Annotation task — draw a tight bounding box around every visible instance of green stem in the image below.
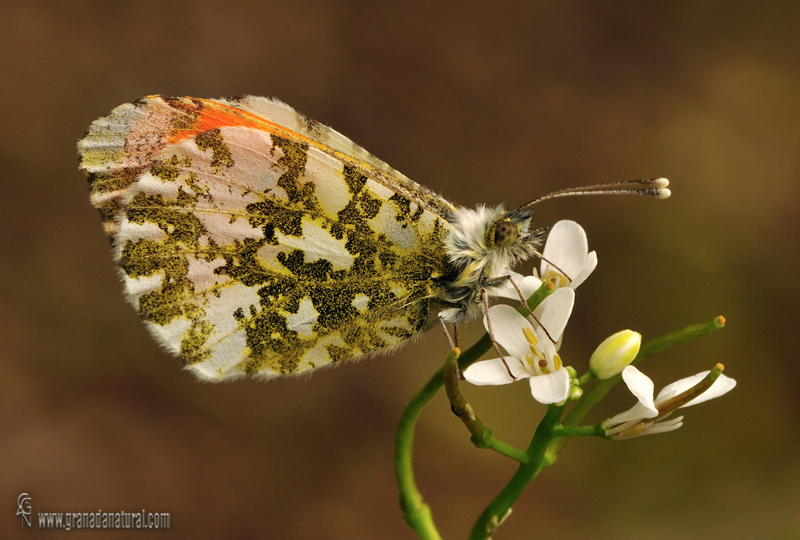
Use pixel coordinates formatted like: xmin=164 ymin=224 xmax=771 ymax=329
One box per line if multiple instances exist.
xmin=576 ymin=371 xmax=594 ymax=386
xmin=552 ymin=424 xmax=604 ymax=437
xmin=635 ymin=315 xmax=726 ymax=363
xmin=395 ymin=370 xmax=445 ymax=540
xmin=394 ymin=281 xmax=555 ymax=539
xmin=485 ymin=439 xmax=530 ymax=463
xmin=444 ymin=347 xmax=529 ymax=462
xmin=468 ymin=405 xmax=565 ymax=540
xmin=393 ymin=334 xmax=511 ymax=540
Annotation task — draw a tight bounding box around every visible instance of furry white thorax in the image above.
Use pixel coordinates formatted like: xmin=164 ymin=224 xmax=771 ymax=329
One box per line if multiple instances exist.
xmin=436 ymin=205 xmax=545 ymax=324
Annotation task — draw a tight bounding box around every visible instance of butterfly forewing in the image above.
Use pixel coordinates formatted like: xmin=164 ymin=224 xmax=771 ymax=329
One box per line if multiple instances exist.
xmin=79 ymin=96 xmax=452 ymax=380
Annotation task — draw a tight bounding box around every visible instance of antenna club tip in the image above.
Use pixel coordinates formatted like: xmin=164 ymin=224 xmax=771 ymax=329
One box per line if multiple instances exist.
xmin=657 ymin=188 xmax=671 ymax=199
xmin=653 ymin=178 xmax=670 ymax=188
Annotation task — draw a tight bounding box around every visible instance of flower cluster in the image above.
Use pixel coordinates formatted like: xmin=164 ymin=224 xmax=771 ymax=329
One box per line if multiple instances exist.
xmin=464 ymin=219 xmax=736 ymax=437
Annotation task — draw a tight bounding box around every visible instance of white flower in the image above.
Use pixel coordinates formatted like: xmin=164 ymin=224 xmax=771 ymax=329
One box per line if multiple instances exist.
xmin=497 ymin=220 xmax=596 ymax=300
xmin=541 ymin=220 xmax=597 ymax=289
xmin=463 ymin=288 xmax=575 ymax=404
xmin=603 ymin=365 xmax=737 ymax=439
xmin=589 ymin=330 xmax=642 ymax=380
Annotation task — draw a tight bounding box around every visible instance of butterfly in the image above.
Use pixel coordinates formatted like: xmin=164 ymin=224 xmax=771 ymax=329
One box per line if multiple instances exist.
xmin=78 ymin=95 xmax=669 ymax=381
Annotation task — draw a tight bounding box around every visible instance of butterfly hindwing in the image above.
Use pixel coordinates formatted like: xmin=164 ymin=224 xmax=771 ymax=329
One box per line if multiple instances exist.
xmin=79 ymin=96 xmax=452 ymax=380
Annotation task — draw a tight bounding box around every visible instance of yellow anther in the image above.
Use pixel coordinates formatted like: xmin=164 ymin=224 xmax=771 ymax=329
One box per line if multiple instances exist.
xmin=522 ymin=326 xmax=538 ymax=345
xmin=553 ymin=353 xmax=563 ymax=371
xmin=522 ymin=327 xmax=545 ymax=359
xmin=542 ymin=269 xmax=569 ymax=288
xmin=524 ymin=354 xmax=536 ymax=368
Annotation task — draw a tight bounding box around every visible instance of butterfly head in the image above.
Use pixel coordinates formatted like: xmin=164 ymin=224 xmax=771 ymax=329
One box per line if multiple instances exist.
xmin=438 ymin=206 xmax=547 ymax=323
xmin=487 ymin=208 xmax=546 ymax=256
xmin=445 ymin=206 xmax=545 ymax=268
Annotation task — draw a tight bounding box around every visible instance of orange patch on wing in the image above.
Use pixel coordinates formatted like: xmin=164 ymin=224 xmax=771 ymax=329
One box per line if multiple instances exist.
xmin=157 ymin=96 xmax=375 ymax=173
xmin=163 ymin=98 xmax=278 ymax=144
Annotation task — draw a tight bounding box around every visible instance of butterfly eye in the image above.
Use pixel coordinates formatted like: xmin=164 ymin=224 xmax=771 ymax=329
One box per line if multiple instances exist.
xmin=493 ymin=220 xmax=519 ymax=247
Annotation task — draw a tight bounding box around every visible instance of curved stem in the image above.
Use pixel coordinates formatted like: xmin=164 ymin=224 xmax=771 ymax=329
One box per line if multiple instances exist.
xmin=576 ymin=371 xmax=594 ymax=386
xmin=468 ymin=404 xmax=565 ymax=540
xmin=443 ymin=347 xmax=528 ymax=462
xmin=394 ymin=281 xmax=556 ymax=539
xmin=394 ymin=340 xmax=510 ymax=539
xmin=485 ymin=439 xmax=529 ymax=463
xmin=395 ymin=365 xmax=447 ymax=540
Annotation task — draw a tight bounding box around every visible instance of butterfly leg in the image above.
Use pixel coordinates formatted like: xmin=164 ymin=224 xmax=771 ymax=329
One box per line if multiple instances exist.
xmin=481 ymin=288 xmax=518 ymax=381
xmin=506 ymin=275 xmax=559 ymax=345
xmin=531 ymin=247 xmax=574 ymax=286
xmin=437 ymin=312 xmax=458 ymax=352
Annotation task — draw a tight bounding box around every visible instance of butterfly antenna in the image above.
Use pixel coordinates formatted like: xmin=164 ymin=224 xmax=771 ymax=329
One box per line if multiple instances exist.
xmin=514 ymin=178 xmax=670 ymax=213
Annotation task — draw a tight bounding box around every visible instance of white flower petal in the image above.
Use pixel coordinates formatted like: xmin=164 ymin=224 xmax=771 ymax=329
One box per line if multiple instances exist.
xmin=653 ymin=371 xmax=707 ymax=404
xmin=463 ymin=358 xmax=531 ymax=386
xmin=483 ymin=305 xmax=535 ymax=359
xmin=493 ymin=271 xmax=528 ymax=300
xmin=653 ymin=371 xmax=737 ymax=407
xmin=517 ymin=275 xmax=544 ymax=299
xmin=570 ymin=251 xmax=597 ymax=288
xmin=604 ymin=401 xmax=656 ymax=428
xmin=528 ymin=368 xmax=571 ymax=404
xmin=621 ymin=366 xmax=658 ymax=417
xmin=682 ymin=374 xmax=737 ymax=408
xmin=533 ymin=288 xmax=575 ymax=342
xmin=617 ymin=416 xmax=684 ymax=440
xmin=642 ymin=417 xmax=684 ymax=436
xmin=493 ymin=273 xmax=545 ymax=302
xmin=653 ymin=371 xmax=737 ymax=408
xmin=541 ymin=220 xmax=589 ymax=280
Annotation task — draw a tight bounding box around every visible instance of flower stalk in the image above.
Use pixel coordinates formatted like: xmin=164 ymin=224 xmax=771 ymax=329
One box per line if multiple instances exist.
xmin=394 ymin=281 xmax=555 ymax=538
xmin=468 ymin=404 xmax=565 ymax=540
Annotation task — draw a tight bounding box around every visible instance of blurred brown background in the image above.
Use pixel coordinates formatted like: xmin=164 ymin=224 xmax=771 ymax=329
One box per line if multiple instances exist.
xmin=2 ymin=1 xmax=799 ymax=538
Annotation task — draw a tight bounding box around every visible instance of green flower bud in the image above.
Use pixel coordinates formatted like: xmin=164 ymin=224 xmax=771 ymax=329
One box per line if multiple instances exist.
xmin=589 ymin=330 xmax=641 ymax=380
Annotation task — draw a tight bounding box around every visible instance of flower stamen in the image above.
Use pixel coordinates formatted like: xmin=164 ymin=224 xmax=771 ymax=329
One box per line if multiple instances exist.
xmin=542 ymin=269 xmax=571 ymax=289
xmin=522 ymin=327 xmax=538 ymax=346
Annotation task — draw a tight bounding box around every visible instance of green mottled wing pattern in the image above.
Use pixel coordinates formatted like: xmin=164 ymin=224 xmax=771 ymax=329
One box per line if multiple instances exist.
xmin=78 ymin=96 xmax=453 ymax=380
